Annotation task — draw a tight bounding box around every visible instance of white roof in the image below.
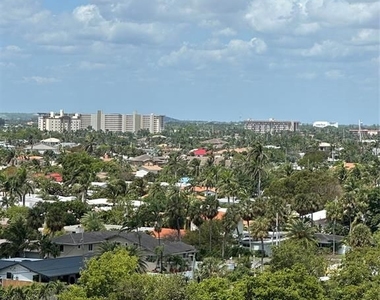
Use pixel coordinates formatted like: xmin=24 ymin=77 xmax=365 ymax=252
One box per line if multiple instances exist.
xmin=41 ymin=138 xmax=60 ymax=143
xmin=87 ymin=198 xmax=110 ymax=205
xmin=319 ymin=142 xmax=331 ymax=147
xmin=303 ymin=209 xmax=326 ymax=221
xmin=58 ymin=196 xmax=77 ymax=202
xmin=135 ymin=170 xmax=148 ymax=178
xmin=91 ymin=182 xmax=108 ymax=187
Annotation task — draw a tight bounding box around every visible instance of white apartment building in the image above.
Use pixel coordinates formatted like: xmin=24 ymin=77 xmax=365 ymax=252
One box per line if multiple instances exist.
xmin=244 ymin=118 xmax=300 ymax=134
xmin=38 ymin=110 xmax=164 ymax=134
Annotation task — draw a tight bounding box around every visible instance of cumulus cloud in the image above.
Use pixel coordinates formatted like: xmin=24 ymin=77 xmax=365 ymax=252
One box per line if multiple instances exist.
xmin=351 ymin=29 xmax=380 ymax=45
xmin=158 ymin=37 xmax=267 ymax=67
xmin=23 ymin=76 xmax=60 ymax=84
xmin=302 ymin=40 xmax=349 ymax=58
xmin=214 ymin=27 xmax=237 ymax=37
xmin=297 ymin=72 xmax=317 ymax=80
xmin=79 ymin=61 xmax=108 ymax=70
xmin=325 ymin=69 xmax=345 ymax=79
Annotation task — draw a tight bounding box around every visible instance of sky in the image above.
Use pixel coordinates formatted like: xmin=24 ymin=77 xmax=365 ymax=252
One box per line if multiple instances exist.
xmin=0 ymin=0 xmax=379 ymax=125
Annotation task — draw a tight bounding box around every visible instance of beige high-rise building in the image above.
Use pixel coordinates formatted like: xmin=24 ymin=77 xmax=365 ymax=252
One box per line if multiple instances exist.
xmin=38 ymin=109 xmax=165 ymax=134
xmin=244 ymin=118 xmax=300 ymax=134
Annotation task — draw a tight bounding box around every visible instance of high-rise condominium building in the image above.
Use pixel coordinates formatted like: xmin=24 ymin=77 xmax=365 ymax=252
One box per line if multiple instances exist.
xmin=38 ymin=110 xmax=165 ymax=134
xmin=244 ymin=118 xmax=300 ymax=134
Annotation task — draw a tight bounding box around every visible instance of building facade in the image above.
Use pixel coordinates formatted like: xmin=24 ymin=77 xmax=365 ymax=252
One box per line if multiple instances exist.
xmin=244 ymin=118 xmax=300 ymax=134
xmin=38 ymin=110 xmax=165 ymax=134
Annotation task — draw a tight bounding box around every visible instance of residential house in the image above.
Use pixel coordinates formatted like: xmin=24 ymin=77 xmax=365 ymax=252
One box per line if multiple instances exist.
xmin=0 ymin=256 xmax=86 ymax=284
xmin=24 ymin=143 xmax=60 ymax=155
xmin=139 ymin=164 xmax=162 ymax=174
xmin=52 ymin=231 xmax=196 ymax=269
xmin=200 ymin=138 xmax=227 ymax=149
xmin=128 ymin=154 xmax=153 ymax=167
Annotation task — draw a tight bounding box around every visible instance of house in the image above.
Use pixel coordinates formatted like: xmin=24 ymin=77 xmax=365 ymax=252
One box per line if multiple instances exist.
xmin=24 ymin=143 xmax=60 ymax=155
xmin=241 ymin=232 xmax=347 ymax=256
xmin=40 ymin=138 xmax=61 ymax=146
xmin=192 ymin=148 xmax=208 ymax=157
xmin=200 ymin=138 xmax=227 ymax=149
xmin=139 ymin=164 xmax=162 ymax=174
xmin=0 ymin=256 xmax=86 ymax=284
xmin=319 ymin=142 xmax=331 ymax=151
xmin=128 ymin=154 xmax=153 ymax=166
xmin=52 ymin=231 xmax=196 ymax=262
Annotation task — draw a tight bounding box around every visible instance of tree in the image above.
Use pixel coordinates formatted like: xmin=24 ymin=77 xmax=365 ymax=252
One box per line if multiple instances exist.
xmin=221 ymin=205 xmax=240 ymax=259
xmin=71 ymin=248 xmax=138 ymax=299
xmin=238 ymin=265 xmax=326 ymax=300
xmin=270 ymin=240 xmax=327 ymax=277
xmin=347 ymin=223 xmax=373 ymax=249
xmin=0 ymin=215 xmax=37 ymax=258
xmin=80 ymin=211 xmax=106 ymax=232
xmin=38 ymin=234 xmax=60 ymax=258
xmin=250 ymin=216 xmax=270 ymax=270
xmin=286 ymin=218 xmax=317 ymax=249
xmin=201 ymin=195 xmax=220 ymax=252
xmin=165 ymin=187 xmax=189 ymax=241
xmin=325 ymin=198 xmax=344 ymax=254
xmin=45 ymin=202 xmax=67 ymax=234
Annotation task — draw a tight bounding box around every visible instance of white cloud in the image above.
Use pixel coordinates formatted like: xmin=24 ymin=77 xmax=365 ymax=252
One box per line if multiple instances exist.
xmin=325 ymin=69 xmax=345 ymax=79
xmin=297 ymin=72 xmax=317 ymax=79
xmin=351 ymin=29 xmax=380 ymax=45
xmin=79 ymin=61 xmax=108 ymax=70
xmin=302 ymin=40 xmax=349 ymax=57
xmin=245 ymin=0 xmax=296 ymax=33
xmin=158 ymin=37 xmax=267 ymax=67
xmin=23 ymin=76 xmax=60 ymax=84
xmin=214 ymin=27 xmax=237 ymax=37
xmin=306 ymin=0 xmax=380 ymax=27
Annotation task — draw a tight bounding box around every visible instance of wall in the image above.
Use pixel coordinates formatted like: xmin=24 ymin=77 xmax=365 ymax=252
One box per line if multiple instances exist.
xmin=0 ymin=264 xmax=37 ymax=282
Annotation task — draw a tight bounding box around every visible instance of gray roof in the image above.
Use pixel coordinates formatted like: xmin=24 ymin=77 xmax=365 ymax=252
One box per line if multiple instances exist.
xmin=129 ymin=154 xmax=153 ymax=162
xmin=52 ymin=231 xmax=196 ymax=256
xmin=0 ymin=256 xmax=86 ymax=278
xmin=25 ymin=143 xmax=57 ymax=151
xmin=0 ymin=260 xmax=17 ymax=270
xmin=315 ymin=233 xmax=344 ymax=244
xmin=21 ymin=256 xmax=86 ymax=278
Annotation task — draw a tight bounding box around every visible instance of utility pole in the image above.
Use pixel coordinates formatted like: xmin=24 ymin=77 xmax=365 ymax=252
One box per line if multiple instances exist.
xmin=275 ymin=213 xmax=279 ymax=246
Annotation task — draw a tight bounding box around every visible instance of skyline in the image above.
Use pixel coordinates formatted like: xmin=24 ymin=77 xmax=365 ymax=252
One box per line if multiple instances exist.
xmin=0 ymin=0 xmax=379 ymax=125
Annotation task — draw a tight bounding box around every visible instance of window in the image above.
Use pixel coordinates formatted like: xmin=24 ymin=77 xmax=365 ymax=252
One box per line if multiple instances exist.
xmin=6 ymin=272 xmax=12 ymax=279
xmin=88 ymin=244 xmax=93 ymax=252
xmin=59 ymin=245 xmax=64 ymax=253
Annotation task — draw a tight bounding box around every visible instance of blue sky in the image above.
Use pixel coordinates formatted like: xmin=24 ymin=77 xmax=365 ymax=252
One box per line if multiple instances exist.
xmin=0 ymin=0 xmax=379 ymax=125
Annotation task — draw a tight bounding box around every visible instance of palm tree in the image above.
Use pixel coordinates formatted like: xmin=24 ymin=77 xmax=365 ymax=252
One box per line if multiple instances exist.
xmin=165 ymin=187 xmax=189 ymax=241
xmin=218 ymin=168 xmax=239 ymax=204
xmin=0 ymin=215 xmax=37 ymax=257
xmin=286 ymin=218 xmax=317 ymax=249
xmin=201 ymin=195 xmax=219 ymax=252
xmin=80 ymin=211 xmax=106 ymax=231
xmin=126 ymin=245 xmax=148 ymax=273
xmin=104 ymin=179 xmax=127 ymax=206
xmin=38 ymin=234 xmax=60 ymax=258
xmin=238 ymin=197 xmax=255 ymax=252
xmin=97 ymin=240 xmax=119 ymax=255
xmin=221 ymin=205 xmax=241 ymax=259
xmin=325 ymin=197 xmax=344 ymax=255
xmin=6 ymin=167 xmax=34 ymax=207
xmin=250 ymin=216 xmax=270 ymax=271
xmin=246 ymin=142 xmax=268 ymax=196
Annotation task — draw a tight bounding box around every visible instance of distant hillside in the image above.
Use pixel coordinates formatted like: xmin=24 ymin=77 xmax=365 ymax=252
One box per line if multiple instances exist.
xmin=0 ymin=113 xmax=37 ymax=121
xmin=164 ymin=116 xmax=181 ymax=123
